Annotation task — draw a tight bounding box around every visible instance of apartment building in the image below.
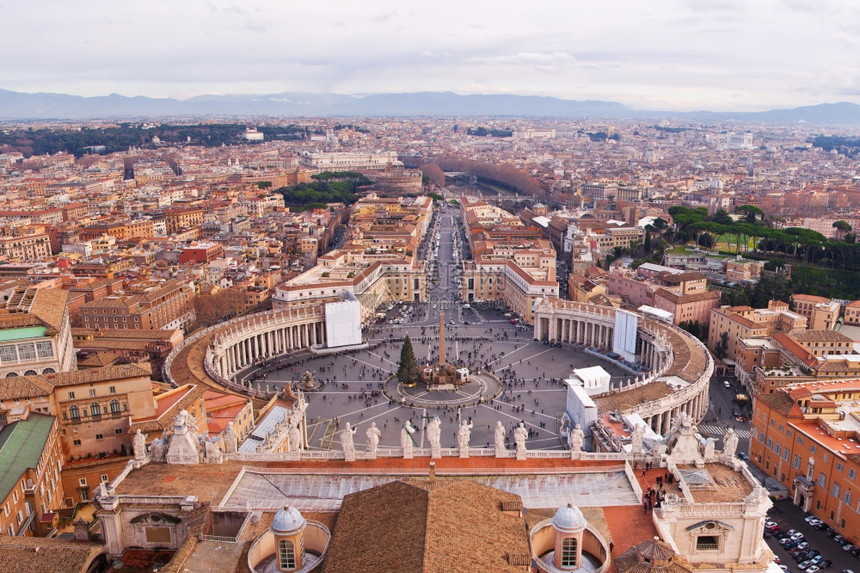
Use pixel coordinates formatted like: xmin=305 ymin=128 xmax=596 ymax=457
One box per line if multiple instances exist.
xmin=50 ymin=364 xmax=157 ymax=462
xmin=708 ymin=301 xmax=807 ymax=365
xmin=0 ymin=287 xmax=77 ymax=378
xmin=752 ymin=381 xmax=860 ymax=542
xmin=164 ymin=208 xmax=204 ymax=234
xmin=0 ymin=410 xmax=63 ymax=537
xmin=792 ymin=294 xmax=840 ymax=330
xmin=76 ymin=280 xmax=195 ymax=331
xmin=0 ymin=234 xmax=51 ymax=261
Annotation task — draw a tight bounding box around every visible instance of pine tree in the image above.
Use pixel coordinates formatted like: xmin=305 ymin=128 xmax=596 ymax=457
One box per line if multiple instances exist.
xmin=397 ymin=334 xmax=420 ymax=387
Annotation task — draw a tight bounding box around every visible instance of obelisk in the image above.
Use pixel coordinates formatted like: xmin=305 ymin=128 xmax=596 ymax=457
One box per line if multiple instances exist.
xmin=439 ymin=311 xmax=446 ymax=366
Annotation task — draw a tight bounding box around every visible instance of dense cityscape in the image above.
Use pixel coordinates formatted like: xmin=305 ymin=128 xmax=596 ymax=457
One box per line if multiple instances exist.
xmin=0 ymin=112 xmax=860 ymax=573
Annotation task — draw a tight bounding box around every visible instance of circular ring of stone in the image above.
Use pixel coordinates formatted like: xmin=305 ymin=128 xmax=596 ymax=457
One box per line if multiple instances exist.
xmin=382 ymin=372 xmax=503 ymax=410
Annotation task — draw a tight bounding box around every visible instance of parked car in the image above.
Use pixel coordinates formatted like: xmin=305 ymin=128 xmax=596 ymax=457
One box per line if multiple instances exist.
xmin=806 ymin=515 xmax=821 ymax=524
xmin=809 ymin=566 xmax=821 ymax=573
xmin=799 ymin=542 xmax=811 ymax=551
xmin=807 ymin=550 xmax=821 ymax=559
xmin=820 ymin=560 xmax=833 ymax=569
xmin=793 ymin=533 xmax=807 ymax=541
xmin=812 ymin=556 xmax=825 ymax=565
xmin=800 ymin=560 xmax=815 ymax=570
xmin=844 ymin=544 xmax=857 ymax=553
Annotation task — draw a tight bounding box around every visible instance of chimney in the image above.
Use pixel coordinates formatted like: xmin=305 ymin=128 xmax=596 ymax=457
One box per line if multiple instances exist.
xmin=429 ymin=461 xmax=436 ymax=483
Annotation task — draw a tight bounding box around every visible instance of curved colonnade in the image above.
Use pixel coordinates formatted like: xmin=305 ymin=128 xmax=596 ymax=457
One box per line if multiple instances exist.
xmin=165 ymin=300 xmax=713 ymax=440
xmin=534 ymin=300 xmax=713 ymax=436
xmin=164 ymin=306 xmax=327 ymax=397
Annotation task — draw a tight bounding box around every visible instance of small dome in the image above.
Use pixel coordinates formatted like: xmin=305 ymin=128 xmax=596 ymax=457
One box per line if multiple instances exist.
xmin=552 ymin=503 xmax=587 ymax=533
xmin=271 ymin=505 xmax=306 ymax=535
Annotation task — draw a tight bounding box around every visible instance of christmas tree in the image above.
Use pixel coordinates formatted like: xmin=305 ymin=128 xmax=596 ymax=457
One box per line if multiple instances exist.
xmin=397 ymin=334 xmax=420 ymax=388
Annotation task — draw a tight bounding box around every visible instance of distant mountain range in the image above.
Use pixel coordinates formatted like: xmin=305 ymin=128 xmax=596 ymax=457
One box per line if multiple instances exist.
xmin=2 ymin=88 xmax=860 ymax=125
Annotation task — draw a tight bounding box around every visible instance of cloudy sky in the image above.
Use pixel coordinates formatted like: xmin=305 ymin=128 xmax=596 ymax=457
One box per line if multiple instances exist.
xmin=3 ymin=0 xmax=860 ymax=111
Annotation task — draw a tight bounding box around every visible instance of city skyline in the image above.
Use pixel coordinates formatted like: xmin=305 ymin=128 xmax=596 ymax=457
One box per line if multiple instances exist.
xmin=4 ymin=0 xmax=860 ymax=112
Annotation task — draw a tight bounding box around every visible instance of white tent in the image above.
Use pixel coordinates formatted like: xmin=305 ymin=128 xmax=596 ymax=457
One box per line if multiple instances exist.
xmin=571 ymin=366 xmax=611 ymax=395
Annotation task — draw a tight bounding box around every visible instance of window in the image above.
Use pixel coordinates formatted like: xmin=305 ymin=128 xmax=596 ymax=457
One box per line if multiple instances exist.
xmin=68 ymin=391 xmax=75 ymax=400
xmin=834 ymin=483 xmax=841 ymax=497
xmin=561 ymin=537 xmax=578 ymax=567
xmin=101 ymin=475 xmax=108 ymax=483
xmin=798 ymin=436 xmax=804 ymax=445
xmin=697 ymin=536 xmax=719 ymax=551
xmin=793 ymin=455 xmax=801 ymax=469
xmin=109 ymin=386 xmax=116 ymax=395
xmin=90 ymin=389 xmax=97 ymax=398
xmin=115 ymin=428 xmax=123 ymax=435
xmin=850 ymin=469 xmax=856 ymax=479
xmin=35 ymin=341 xmax=53 ymax=358
xmin=810 ymin=445 xmax=817 ymax=454
xmin=90 ymin=403 xmax=100 ymax=417
xmin=69 ymin=405 xmax=79 ymax=419
xmin=16 ymin=344 xmax=35 ymax=361
xmin=0 ymin=345 xmax=16 ymax=363
xmin=838 ymin=463 xmax=844 ymax=472
xmin=846 ymin=492 xmax=852 ymax=506
xmin=73 ymin=439 xmax=81 ymax=446
xmin=818 ymin=473 xmax=827 ymax=488
xmin=110 ymin=399 xmax=120 ymax=414
xmin=278 ymin=539 xmax=296 ymax=570
xmin=79 ymin=478 xmax=87 ymax=487
xmin=95 ymin=434 xmax=103 ymax=440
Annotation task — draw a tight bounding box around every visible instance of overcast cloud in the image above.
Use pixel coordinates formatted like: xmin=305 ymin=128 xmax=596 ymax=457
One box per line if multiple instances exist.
xmin=3 ymin=0 xmax=859 ymax=111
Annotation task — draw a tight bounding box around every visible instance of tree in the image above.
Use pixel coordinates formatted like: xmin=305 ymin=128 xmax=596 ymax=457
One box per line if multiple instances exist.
xmin=750 ymin=270 xmax=792 ymax=309
xmin=833 ymin=220 xmax=852 ymax=241
xmin=737 ymin=205 xmax=764 ymax=224
xmin=397 ymin=335 xmax=420 ymax=388
xmin=256 ymin=181 xmax=272 ymax=189
xmin=644 ymin=229 xmax=652 ymax=253
xmin=711 ymin=208 xmax=733 ymax=225
xmin=714 ymin=331 xmax=729 ymax=360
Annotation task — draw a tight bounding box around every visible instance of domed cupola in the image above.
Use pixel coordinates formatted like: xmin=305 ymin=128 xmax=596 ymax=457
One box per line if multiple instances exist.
xmin=272 ymin=505 xmax=306 ymax=536
xmin=553 ymin=503 xmax=587 ymax=534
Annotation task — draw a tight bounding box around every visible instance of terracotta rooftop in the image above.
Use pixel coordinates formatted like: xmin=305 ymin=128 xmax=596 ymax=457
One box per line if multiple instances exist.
xmin=0 ymin=535 xmax=103 ymax=573
xmin=322 ymin=479 xmax=530 ymax=573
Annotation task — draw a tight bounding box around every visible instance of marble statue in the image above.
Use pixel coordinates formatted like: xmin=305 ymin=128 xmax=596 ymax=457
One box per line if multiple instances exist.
xmin=723 ymin=427 xmax=739 ymax=459
xmin=366 ymin=422 xmax=382 ymax=459
xmin=704 ymin=437 xmax=716 ymax=460
xmin=631 ymin=423 xmax=645 ymax=454
xmin=514 ymin=422 xmax=528 ymax=459
xmin=570 ymin=423 xmax=585 ymax=452
xmin=458 ymin=419 xmax=473 ymax=457
xmin=401 ymin=420 xmax=416 ymax=459
xmin=149 ymin=438 xmax=166 ymax=462
xmin=494 ymin=421 xmax=507 ymax=456
xmin=427 ymin=416 xmax=442 ymax=458
xmin=288 ymin=424 xmax=302 ymax=452
xmin=133 ymin=429 xmax=148 ymax=461
xmin=223 ymin=422 xmax=238 ymax=454
xmin=203 ymin=437 xmax=223 ymax=464
xmin=341 ymin=422 xmax=357 ymax=461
